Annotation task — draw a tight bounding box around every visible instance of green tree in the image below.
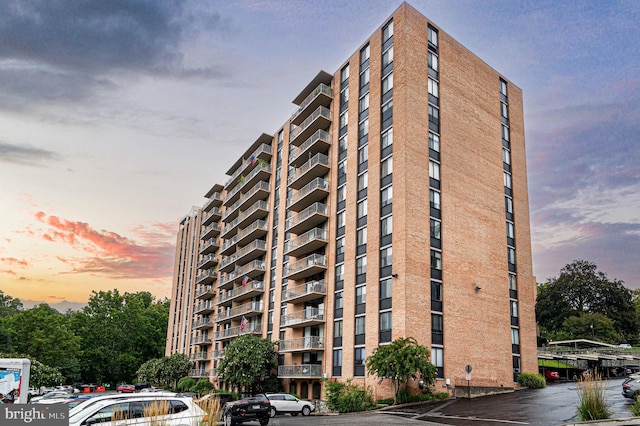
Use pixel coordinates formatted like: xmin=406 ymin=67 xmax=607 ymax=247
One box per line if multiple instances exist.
xmin=365 ymin=337 xmax=436 ymax=404
xmin=555 ymin=313 xmax=621 ymax=344
xmin=217 ymin=335 xmax=277 ymax=394
xmin=0 ymin=290 xmax=22 ymax=317
xmin=0 ymin=353 xmax=64 ymax=389
xmin=136 ymin=353 xmax=190 ymax=389
xmin=536 ymin=260 xmax=637 ymax=344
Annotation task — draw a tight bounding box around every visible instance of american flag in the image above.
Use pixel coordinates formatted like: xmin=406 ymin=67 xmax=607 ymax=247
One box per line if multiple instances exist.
xmin=240 ymin=316 xmax=248 ymax=331
xmin=242 ymin=275 xmax=249 ymax=286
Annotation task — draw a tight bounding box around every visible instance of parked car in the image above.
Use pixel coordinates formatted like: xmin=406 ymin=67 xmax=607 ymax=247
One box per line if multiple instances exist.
xmin=265 ymin=393 xmax=314 ymax=417
xmin=544 ymin=371 xmax=560 ymax=380
xmin=68 ymin=395 xmax=204 ymax=426
xmin=622 ymin=377 xmax=640 ymax=399
xmin=222 ymin=394 xmax=271 ymax=425
xmin=30 ymin=390 xmax=72 ymax=403
xmin=68 ymin=392 xmax=178 ymax=418
xmin=117 ymin=384 xmax=135 ymax=393
xmin=62 ymin=395 xmax=97 ymax=409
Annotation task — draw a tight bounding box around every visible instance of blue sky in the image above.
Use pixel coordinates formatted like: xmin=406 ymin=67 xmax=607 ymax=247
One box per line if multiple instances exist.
xmin=0 ymin=0 xmax=638 ymax=304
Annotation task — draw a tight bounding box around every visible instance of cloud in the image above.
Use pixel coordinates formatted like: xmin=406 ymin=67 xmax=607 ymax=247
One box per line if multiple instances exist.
xmin=34 ymin=211 xmax=175 ymax=279
xmin=0 ymin=141 xmax=61 ymax=166
xmin=0 ymin=257 xmax=28 ymax=267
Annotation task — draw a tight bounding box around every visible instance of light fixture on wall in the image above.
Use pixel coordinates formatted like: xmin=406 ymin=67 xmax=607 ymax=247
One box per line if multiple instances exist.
xmin=475 ymin=285 xmax=482 ymax=291
xmin=391 ymin=273 xmax=398 ymax=278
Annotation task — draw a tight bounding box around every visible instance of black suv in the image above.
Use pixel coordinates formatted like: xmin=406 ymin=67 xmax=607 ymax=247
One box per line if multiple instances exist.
xmin=223 ymin=394 xmax=271 ymax=426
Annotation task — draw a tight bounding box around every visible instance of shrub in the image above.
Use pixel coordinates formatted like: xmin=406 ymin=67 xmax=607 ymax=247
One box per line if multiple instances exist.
xmin=323 ymin=378 xmax=374 ymax=413
xmin=177 ymin=376 xmax=195 ymax=392
xmin=630 ymin=399 xmax=640 ymax=417
xmin=517 ymin=373 xmax=546 ymax=389
xmin=376 ymin=398 xmax=394 ymax=405
xmin=576 ymin=372 xmax=612 ymax=421
xmin=190 ymin=378 xmax=214 ymax=395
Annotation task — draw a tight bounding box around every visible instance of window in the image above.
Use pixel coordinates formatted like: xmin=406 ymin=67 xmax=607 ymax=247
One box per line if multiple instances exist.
xmin=359 ymin=93 xmax=369 ymax=113
xmin=337 ymin=211 xmax=346 ymax=228
xmin=339 ymin=111 xmax=348 ymax=129
xmin=334 ymin=320 xmax=343 ymax=338
xmin=333 ymin=349 xmax=342 ymax=365
xmin=382 ymin=20 xmax=393 ymax=41
xmin=509 ymin=274 xmax=517 ymax=291
xmin=380 ymin=278 xmax=392 ymax=299
xmin=382 ymin=100 xmax=393 ymax=121
xmin=337 ymin=185 xmax=346 ymax=204
xmin=381 ymin=215 xmax=392 ymax=237
xmin=335 ymin=291 xmax=344 ymax=309
xmin=511 ymin=328 xmax=520 ymax=345
xmin=335 ymin=264 xmax=344 ymax=282
xmin=431 ymin=347 xmax=443 ymax=368
xmin=507 ymin=222 xmax=515 ymax=239
xmin=381 ymin=186 xmax=393 ymax=207
xmin=358 ymin=171 xmax=368 ymax=191
xmin=431 ymin=250 xmax=442 ymax=270
xmin=511 ymin=301 xmax=519 ymax=318
xmin=380 ymin=311 xmax=392 ymax=331
xmin=500 ymin=79 xmax=508 ymax=97
xmin=428 ymin=78 xmax=439 ymax=98
xmin=505 ymin=196 xmax=513 ymax=215
xmin=338 ymin=159 xmax=347 ymax=177
xmin=508 ymin=247 xmax=516 ymax=265
xmin=381 ymin=156 xmax=393 ymax=178
xmin=502 ymin=124 xmax=510 ymax=141
xmin=431 ymin=280 xmax=442 ymax=301
xmin=356 ymin=286 xmax=366 ymax=306
xmin=356 ymin=256 xmax=367 ymax=275
xmin=429 ymin=132 xmax=440 ymax=152
xmin=382 ymin=45 xmax=394 ymax=68
xmin=360 ymin=44 xmax=370 ymax=64
xmin=380 ymin=246 xmax=392 ymax=267
xmin=381 ymin=127 xmax=393 ymax=149
xmin=503 ymin=148 xmax=511 ymax=165
xmin=357 ymin=227 xmax=367 ymax=246
xmin=382 ymin=73 xmax=393 ymax=94
xmin=428 ymin=25 xmax=438 ymax=47
xmin=431 ymin=314 xmax=443 ymax=333
xmin=428 ymin=104 xmax=439 ymax=123
xmin=430 ymin=218 xmax=441 ymax=239
xmin=504 ymin=172 xmax=512 ymax=189
xmin=428 ymin=51 xmax=438 ymax=71
xmin=430 ymin=189 xmax=441 ymax=210
xmin=357 ymin=199 xmax=368 ymax=219
xmin=339 ymin=136 xmax=348 ymax=155
xmin=358 ymin=144 xmax=368 ymax=164
xmin=341 ymin=64 xmax=349 ymax=83
xmin=360 ymin=68 xmax=370 ymax=88
xmin=336 ymin=237 xmax=345 ymax=256
xmin=354 ymin=347 xmax=366 ymax=369
xmin=340 ymin=86 xmax=349 ymax=105
xmin=429 ymin=160 xmax=440 ymax=181
xmin=358 ymin=119 xmax=369 ymax=140
xmin=501 ymin=102 xmax=509 ymax=119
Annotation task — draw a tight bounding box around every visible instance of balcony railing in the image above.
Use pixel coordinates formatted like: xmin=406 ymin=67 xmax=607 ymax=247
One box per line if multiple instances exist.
xmin=282 ymin=280 xmax=326 ymax=304
xmin=236 ymin=220 xmax=268 ymax=246
xmin=201 ymin=223 xmax=221 ymax=240
xmin=283 ymin=254 xmax=326 ymax=280
xmin=202 ymin=207 xmax=222 ymax=226
xmin=194 ymin=301 xmax=215 ymax=315
xmin=189 ymin=369 xmax=211 ymax=377
xmin=290 ymin=106 xmax=331 ymax=144
xmin=203 ymin=192 xmax=223 ymax=212
xmin=218 ymin=281 xmax=265 ymax=305
xmin=289 ymin=129 xmax=331 ymax=167
xmin=194 ymin=285 xmax=215 ymax=299
xmin=287 ymin=178 xmax=329 ymax=211
xmin=211 ymin=349 xmax=225 ymax=359
xmin=285 ymin=202 xmax=328 ymax=233
xmin=191 ymin=334 xmax=211 ymax=345
xmin=284 ymin=228 xmax=327 ymax=257
xmin=278 ymin=364 xmax=323 ymax=378
xmin=189 ymin=352 xmax=208 ymax=361
xmin=199 ymin=238 xmax=219 ymax=255
xmin=214 ymin=302 xmax=264 ymax=322
xmin=235 ymin=239 xmax=267 ymax=265
xmin=237 ymin=200 xmax=269 ymax=228
xmin=197 ymin=254 xmax=219 ymax=270
xmin=291 ymin=83 xmax=332 ymax=124
xmin=224 ymin=143 xmax=273 ymax=191
xmin=195 ymin=269 xmax=217 ymax=285
xmin=220 ymin=218 xmax=240 ymax=239
xmin=213 ymin=323 xmax=262 ymax=340
xmin=279 ymin=336 xmax=324 ymax=352
xmin=236 ymin=259 xmax=266 ymax=277
xmin=281 ymin=307 xmax=324 ymax=327
xmin=192 ymin=318 xmax=212 ymax=329
xmin=287 ymin=153 xmax=330 ymax=189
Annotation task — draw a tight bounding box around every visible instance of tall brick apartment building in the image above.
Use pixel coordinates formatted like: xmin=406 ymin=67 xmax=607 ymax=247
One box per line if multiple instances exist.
xmin=166 ymin=2 xmax=537 ymax=399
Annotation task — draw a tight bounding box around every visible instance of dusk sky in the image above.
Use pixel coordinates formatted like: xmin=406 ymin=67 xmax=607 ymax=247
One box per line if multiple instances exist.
xmin=1 ymin=0 xmax=638 ymax=306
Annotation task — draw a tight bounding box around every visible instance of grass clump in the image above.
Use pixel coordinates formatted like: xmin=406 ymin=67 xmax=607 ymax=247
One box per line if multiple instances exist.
xmin=517 ymin=372 xmax=546 ymax=389
xmin=324 ymin=378 xmax=374 ymax=413
xmin=576 ymin=371 xmax=612 ymax=421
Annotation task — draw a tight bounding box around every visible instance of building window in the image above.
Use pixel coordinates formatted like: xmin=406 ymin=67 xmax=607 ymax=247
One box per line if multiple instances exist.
xmin=429 ymin=132 xmax=440 ymax=152
xmin=382 ymin=127 xmax=393 ymax=149
xmin=501 ymin=102 xmax=509 ymax=119
xmin=339 ymin=135 xmax=348 ymax=155
xmin=382 ymin=45 xmax=394 ymax=68
xmin=428 ymin=51 xmax=438 ymax=72
xmin=341 ymin=64 xmax=349 ymax=83
xmin=381 ymin=185 xmax=393 ymax=207
xmin=506 ymin=222 xmax=515 ymax=240
xmin=354 ymin=347 xmax=366 ymax=376
xmin=381 ymin=156 xmax=393 ymax=178
xmin=511 ymin=328 xmax=520 ymax=345
xmin=502 ymin=125 xmax=510 ymax=142
xmin=382 ymin=20 xmax=394 ymax=42
xmin=356 ymin=256 xmax=367 ymax=275
xmin=430 ymin=218 xmax=441 ymax=240
xmin=431 ymin=347 xmax=443 ymax=377
xmin=503 ymin=148 xmax=511 ymax=166
xmin=336 ymin=237 xmax=345 ymax=257
xmin=338 ymin=159 xmax=347 ymax=178
xmin=508 ymin=247 xmax=516 ymax=266
xmin=357 ymin=227 xmax=367 ymax=247
xmin=429 ymin=160 xmax=440 ymax=181
xmin=431 ymin=250 xmax=442 ymax=270
xmin=360 ymin=68 xmax=370 ymax=88
xmin=504 ymin=172 xmax=512 ymax=189
xmin=337 ymin=211 xmax=346 ymax=229
xmin=358 ymin=119 xmax=369 ymax=141
xmin=333 ymin=349 xmax=342 ymax=376
xmin=505 ymin=196 xmax=513 ymax=215
xmin=337 ymin=185 xmax=346 ymax=204
xmin=360 ymin=44 xmax=370 ymax=64
xmin=431 ymin=313 xmax=443 ymax=334
xmin=430 ymin=189 xmax=441 ymax=210
xmin=428 ymin=104 xmax=439 ymax=124
xmin=335 ymin=291 xmax=344 ymax=310
xmin=358 ymin=144 xmax=369 ymax=164
xmin=428 ymin=25 xmax=438 ymax=47
xmin=509 ymin=274 xmax=517 ymax=291
xmin=335 ymin=264 xmax=345 ymax=282
xmin=357 ymin=199 xmax=368 ymax=219
xmin=381 ymin=215 xmax=393 ymax=237
xmin=382 ymin=73 xmax=394 ymax=94
xmin=359 ymin=93 xmax=370 ymax=113
xmin=380 ymin=246 xmax=392 ymax=268
xmin=380 ymin=311 xmax=392 ymax=343
xmin=334 ymin=320 xmax=343 ymax=338
xmin=431 ymin=280 xmax=442 ymax=302
xmin=358 ymin=171 xmax=368 ymax=192
xmin=500 ymin=79 xmax=508 ymax=97
xmin=511 ymin=301 xmax=519 ymax=318
xmin=339 ymin=111 xmax=348 ymax=129
xmin=428 ymin=78 xmax=439 ymax=98
xmin=355 ymin=286 xmax=367 ymax=307
xmin=381 ymin=278 xmax=392 ymax=299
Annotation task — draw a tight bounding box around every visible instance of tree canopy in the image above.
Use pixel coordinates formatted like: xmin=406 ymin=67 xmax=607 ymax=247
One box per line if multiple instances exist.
xmin=216 ymin=334 xmax=278 ymax=394
xmin=536 ymin=260 xmax=637 ymax=344
xmin=365 ymin=337 xmax=436 ymax=403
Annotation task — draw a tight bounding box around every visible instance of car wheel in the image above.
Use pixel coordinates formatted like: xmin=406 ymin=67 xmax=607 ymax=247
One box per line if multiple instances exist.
xmin=225 ymin=412 xmax=235 ymax=426
xmin=259 ymin=418 xmax=270 ymax=426
xmin=302 ymin=405 xmax=311 ymax=416
xmin=269 ymin=406 xmax=277 ymax=418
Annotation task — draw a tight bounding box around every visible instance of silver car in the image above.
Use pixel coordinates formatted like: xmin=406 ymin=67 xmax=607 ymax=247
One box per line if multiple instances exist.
xmin=265 ymin=393 xmax=314 ymax=417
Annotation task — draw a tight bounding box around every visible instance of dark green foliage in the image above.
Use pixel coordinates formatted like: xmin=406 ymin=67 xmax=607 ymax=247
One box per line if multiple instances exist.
xmin=517 ymin=373 xmax=546 ymax=389
xmin=0 ymin=352 xmax=63 ymax=388
xmin=190 ymin=377 xmax=214 ymax=394
xmin=630 ymin=399 xmax=640 ymax=416
xmin=0 ymin=290 xmax=22 ymax=318
xmin=136 ymin=353 xmax=190 ymax=388
xmin=324 ymin=379 xmax=374 ymax=413
xmin=217 ymin=334 xmax=278 ymax=394
xmin=177 ymin=376 xmax=196 ymax=392
xmin=261 ymin=374 xmax=283 ymax=393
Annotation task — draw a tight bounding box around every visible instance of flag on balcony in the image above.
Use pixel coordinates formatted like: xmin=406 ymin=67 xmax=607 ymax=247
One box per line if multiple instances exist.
xmin=249 ymin=155 xmax=257 ymax=166
xmin=242 ymin=275 xmax=249 ymax=287
xmin=240 ymin=315 xmax=248 ymax=331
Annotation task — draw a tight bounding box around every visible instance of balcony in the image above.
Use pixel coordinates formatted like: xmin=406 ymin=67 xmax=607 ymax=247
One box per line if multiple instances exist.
xmin=219 ymin=235 xmax=238 ymax=256
xmin=218 ymin=271 xmax=237 ymax=290
xmin=218 ymin=281 xmax=265 ymax=306
xmin=220 ymin=218 xmax=240 ymax=240
xmin=236 ymin=220 xmax=268 ymax=247
xmin=195 ymin=269 xmax=217 ymax=285
xmin=194 ymin=301 xmax=215 ymax=315
xmin=214 ymin=301 xmax=264 ymax=322
xmin=278 ymin=364 xmax=323 ymax=378
xmin=282 ymin=280 xmax=326 ymax=304
xmin=191 ymin=334 xmax=211 ymax=345
xmin=219 ymin=254 xmax=238 ymax=274
xmin=198 ymin=254 xmax=219 ymax=270
xmin=238 ymin=181 xmax=271 ymax=212
xmin=192 ymin=318 xmax=213 ymax=330
xmin=285 ymin=202 xmax=328 ymax=235
xmin=222 ymin=199 xmax=241 ymax=223
xmin=235 ymin=239 xmax=267 ymax=266
xmin=225 ymin=161 xmax=271 ymax=207
xmin=290 ymin=106 xmax=331 ymax=146
xmin=189 ymin=369 xmax=211 ymax=378
xmin=194 ymin=284 xmax=216 ymax=299
xmin=279 ymin=336 xmax=324 ymax=353
xmin=281 ymin=307 xmax=325 ymax=328
xmin=291 ymin=83 xmax=333 ymax=126
xmin=199 ymin=238 xmax=220 ymax=255
xmin=237 ymin=200 xmax=269 ymax=229
xmin=213 ymin=323 xmax=262 ymax=341
xmin=202 ymin=207 xmax=222 ymax=226
xmin=288 ymin=153 xmax=330 ymax=190
xmin=287 ymin=178 xmax=329 ymax=212
xmin=236 ymin=259 xmax=267 ymax=281
xmin=224 ymin=142 xmax=273 ymax=192
xmin=201 ymin=223 xmax=221 ymax=240
xmin=283 ymin=254 xmax=326 ymax=280
xmin=284 ymin=228 xmax=327 ymax=258
xmin=289 ymin=130 xmax=331 ymax=168
xmin=212 ymin=349 xmax=225 ymax=359
xmin=189 ymin=352 xmax=209 ymax=361
xmin=203 ymin=192 xmax=223 ymax=212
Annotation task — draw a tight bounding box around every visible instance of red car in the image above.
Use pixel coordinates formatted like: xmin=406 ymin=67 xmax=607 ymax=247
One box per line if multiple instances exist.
xmin=545 ymin=371 xmax=560 ymax=380
xmin=117 ymin=384 xmax=135 ymax=393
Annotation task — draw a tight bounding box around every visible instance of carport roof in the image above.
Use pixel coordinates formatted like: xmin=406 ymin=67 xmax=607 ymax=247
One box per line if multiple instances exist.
xmin=547 ymin=339 xmax=616 ymax=349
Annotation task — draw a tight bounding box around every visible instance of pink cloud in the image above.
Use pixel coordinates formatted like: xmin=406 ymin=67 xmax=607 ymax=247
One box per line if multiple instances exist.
xmin=34 ymin=211 xmax=175 ymax=280
xmin=0 ymin=269 xmax=17 ymax=276
xmin=1 ymin=257 xmax=29 ymax=267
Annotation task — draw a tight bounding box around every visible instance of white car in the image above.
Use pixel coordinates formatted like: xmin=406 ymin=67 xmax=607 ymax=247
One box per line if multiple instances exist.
xmin=266 ymin=393 xmax=314 ymax=417
xmin=68 ymin=395 xmax=203 ymax=426
xmin=68 ymin=392 xmax=177 ymax=418
xmin=30 ymin=390 xmax=72 ymax=403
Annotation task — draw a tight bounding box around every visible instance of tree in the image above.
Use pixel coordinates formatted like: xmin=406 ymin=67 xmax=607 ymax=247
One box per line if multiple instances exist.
xmin=136 ymin=353 xmax=190 ymax=389
xmin=0 ymin=290 xmax=22 ymax=317
xmin=554 ymin=313 xmax=621 ymax=343
xmin=0 ymin=352 xmax=64 ymax=388
xmin=217 ymin=335 xmax=277 ymax=394
xmin=536 ymin=260 xmax=637 ymax=344
xmin=365 ymin=337 xmax=436 ymax=404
